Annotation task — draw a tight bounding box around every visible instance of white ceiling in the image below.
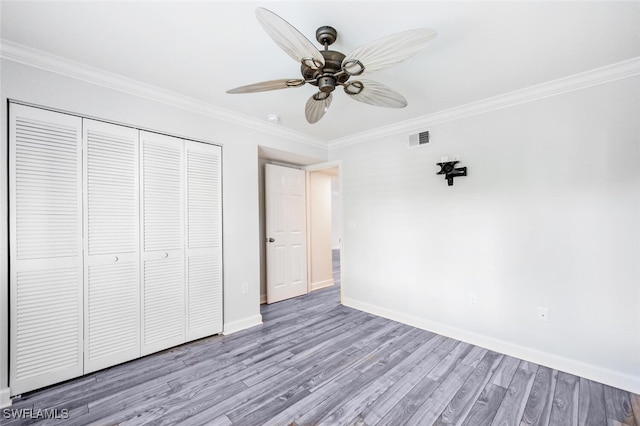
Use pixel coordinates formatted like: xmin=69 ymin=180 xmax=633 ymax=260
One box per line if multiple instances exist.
xmin=2 ymin=1 xmax=639 ymax=143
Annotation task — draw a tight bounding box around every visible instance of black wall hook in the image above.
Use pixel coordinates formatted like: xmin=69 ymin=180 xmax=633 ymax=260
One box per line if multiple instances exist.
xmin=436 ymin=161 xmax=467 ymax=186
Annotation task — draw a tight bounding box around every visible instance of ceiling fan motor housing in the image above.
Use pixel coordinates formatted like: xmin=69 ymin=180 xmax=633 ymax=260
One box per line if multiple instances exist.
xmin=301 ymin=49 xmax=349 ymax=92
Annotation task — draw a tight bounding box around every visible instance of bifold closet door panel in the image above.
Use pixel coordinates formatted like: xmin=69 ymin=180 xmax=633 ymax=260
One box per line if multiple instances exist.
xmin=185 ymin=141 xmax=223 ymax=341
xmin=83 ymin=119 xmax=140 ymax=373
xmin=9 ymin=104 xmax=83 ymax=395
xmin=140 ymin=131 xmax=186 ymax=356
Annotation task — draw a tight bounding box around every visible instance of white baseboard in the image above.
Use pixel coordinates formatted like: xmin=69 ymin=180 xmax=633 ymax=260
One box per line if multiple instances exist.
xmin=311 ymin=279 xmax=334 ymax=291
xmin=342 ymin=297 xmax=640 ymax=395
xmin=223 ymin=314 xmax=263 ymax=336
xmin=0 ymin=388 xmax=11 ymax=408
xmin=260 ymin=294 xmax=267 ymax=305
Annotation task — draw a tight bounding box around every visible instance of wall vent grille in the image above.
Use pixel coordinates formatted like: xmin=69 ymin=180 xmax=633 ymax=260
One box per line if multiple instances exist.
xmin=408 ymin=131 xmax=430 ymax=148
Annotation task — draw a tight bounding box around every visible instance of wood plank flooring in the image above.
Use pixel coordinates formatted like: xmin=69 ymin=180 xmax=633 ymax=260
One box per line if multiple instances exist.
xmin=5 ymin=250 xmax=639 ymax=425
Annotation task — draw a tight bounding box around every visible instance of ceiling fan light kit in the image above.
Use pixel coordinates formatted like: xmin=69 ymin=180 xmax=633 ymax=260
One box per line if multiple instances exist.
xmin=227 ymin=7 xmax=437 ymax=124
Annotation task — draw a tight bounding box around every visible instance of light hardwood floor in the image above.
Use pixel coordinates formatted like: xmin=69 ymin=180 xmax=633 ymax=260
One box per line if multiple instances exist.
xmin=4 ymin=250 xmax=639 ymax=425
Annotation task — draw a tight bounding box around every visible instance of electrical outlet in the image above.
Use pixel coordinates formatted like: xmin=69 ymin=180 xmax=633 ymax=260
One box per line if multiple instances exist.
xmin=468 ymin=293 xmax=477 ymax=307
xmin=242 ymin=283 xmax=249 ymax=295
xmin=537 ymin=307 xmax=549 ymax=322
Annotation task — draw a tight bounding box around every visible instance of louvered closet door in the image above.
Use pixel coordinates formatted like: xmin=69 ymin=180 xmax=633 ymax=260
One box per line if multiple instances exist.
xmin=83 ymin=120 xmax=140 ymax=372
xmin=9 ymin=104 xmax=83 ymax=395
xmin=140 ymin=131 xmax=185 ymax=355
xmin=185 ymin=141 xmax=223 ymax=340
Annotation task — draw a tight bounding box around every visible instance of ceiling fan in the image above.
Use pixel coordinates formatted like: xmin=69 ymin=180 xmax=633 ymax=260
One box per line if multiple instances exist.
xmin=227 ymin=8 xmax=437 ymax=124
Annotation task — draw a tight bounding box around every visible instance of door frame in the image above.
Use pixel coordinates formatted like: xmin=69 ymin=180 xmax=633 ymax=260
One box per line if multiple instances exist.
xmin=303 ymin=160 xmax=343 ymax=303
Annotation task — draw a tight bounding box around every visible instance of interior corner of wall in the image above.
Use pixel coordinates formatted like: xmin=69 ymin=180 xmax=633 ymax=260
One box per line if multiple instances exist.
xmin=223 ymin=314 xmax=263 ymax=336
xmin=311 ymin=279 xmax=334 ymax=291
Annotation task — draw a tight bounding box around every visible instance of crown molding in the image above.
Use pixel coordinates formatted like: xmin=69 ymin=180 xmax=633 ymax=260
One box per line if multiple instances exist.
xmin=0 ymin=39 xmax=327 ymax=150
xmin=328 ymin=56 xmax=640 ymax=150
xmin=4 ymin=39 xmax=638 ymax=153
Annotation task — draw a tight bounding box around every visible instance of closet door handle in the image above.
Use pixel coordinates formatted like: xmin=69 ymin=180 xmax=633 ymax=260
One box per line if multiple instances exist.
xmin=162 ymin=252 xmax=169 ymax=258
xmin=112 ymin=256 xmax=119 ymax=263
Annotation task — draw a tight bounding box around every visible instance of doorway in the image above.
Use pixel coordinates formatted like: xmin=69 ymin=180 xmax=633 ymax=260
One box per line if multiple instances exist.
xmin=307 ymin=166 xmax=341 ymax=295
xmin=257 ymin=148 xmax=341 ymax=305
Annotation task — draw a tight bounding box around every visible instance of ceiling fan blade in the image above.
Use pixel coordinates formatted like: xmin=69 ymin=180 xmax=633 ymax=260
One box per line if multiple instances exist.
xmin=256 ymin=7 xmax=325 ymax=69
xmin=305 ymin=92 xmax=333 ymax=124
xmin=342 ymin=29 xmax=437 ymax=75
xmin=343 ymin=79 xmax=407 ymax=108
xmin=226 ymin=78 xmax=305 ymax=94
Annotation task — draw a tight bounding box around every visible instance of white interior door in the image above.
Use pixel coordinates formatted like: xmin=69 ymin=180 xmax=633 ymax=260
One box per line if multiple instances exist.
xmin=265 ymin=164 xmax=308 ymax=303
xmin=140 ymin=131 xmax=185 ymax=355
xmin=185 ymin=141 xmax=223 ymax=340
xmin=9 ymin=104 xmax=84 ymax=395
xmin=83 ymin=119 xmax=140 ymax=372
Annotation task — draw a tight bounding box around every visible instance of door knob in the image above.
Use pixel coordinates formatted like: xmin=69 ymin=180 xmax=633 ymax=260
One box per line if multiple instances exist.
xmin=268 ymin=237 xmax=275 ymax=243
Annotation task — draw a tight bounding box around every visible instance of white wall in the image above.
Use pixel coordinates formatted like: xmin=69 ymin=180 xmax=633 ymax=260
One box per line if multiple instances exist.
xmin=330 ymin=75 xmax=640 ymax=393
xmin=331 ymin=175 xmax=341 ymax=249
xmin=0 ymin=59 xmax=327 ymax=402
xmin=308 ymin=171 xmax=334 ymax=290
